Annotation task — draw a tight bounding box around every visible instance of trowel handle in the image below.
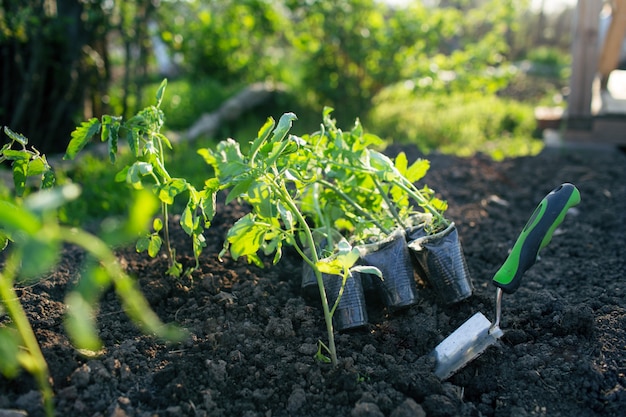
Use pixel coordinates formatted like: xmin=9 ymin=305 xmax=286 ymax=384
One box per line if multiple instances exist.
xmin=493 ymin=183 xmax=580 ymax=294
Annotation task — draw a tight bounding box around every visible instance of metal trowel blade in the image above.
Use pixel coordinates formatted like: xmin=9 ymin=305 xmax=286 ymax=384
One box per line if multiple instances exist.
xmin=431 ymin=312 xmax=504 ymax=380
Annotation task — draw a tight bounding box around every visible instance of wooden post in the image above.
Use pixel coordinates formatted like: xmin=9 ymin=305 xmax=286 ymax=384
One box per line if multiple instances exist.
xmin=598 ymin=0 xmax=626 ymax=87
xmin=568 ymin=0 xmax=603 ymax=118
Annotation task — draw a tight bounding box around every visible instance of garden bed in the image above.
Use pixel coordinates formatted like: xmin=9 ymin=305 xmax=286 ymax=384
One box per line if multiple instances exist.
xmin=1 ymin=145 xmax=625 ymax=417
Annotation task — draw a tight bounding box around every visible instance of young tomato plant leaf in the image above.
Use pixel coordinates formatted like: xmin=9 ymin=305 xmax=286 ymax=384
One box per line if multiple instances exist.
xmin=101 ymin=115 xmax=122 ymax=163
xmin=225 ymin=175 xmax=256 ymax=205
xmin=126 ymin=162 xmax=154 ymax=189
xmin=26 ymin=158 xmax=45 ymax=176
xmin=1 ymin=149 xmax=31 ymax=160
xmin=156 ymin=178 xmax=188 ymax=205
xmin=153 ymin=218 xmax=163 ymax=233
xmin=180 ymin=203 xmax=194 ymax=236
xmin=200 ymin=139 xmax=247 ymax=182
xmin=42 ymin=170 xmax=55 ymax=189
xmin=404 ymin=156 xmax=430 ymax=184
xmin=166 ymin=260 xmax=183 ymax=278
xmin=0 ymin=230 xmax=9 ymax=251
xmin=147 ymin=234 xmax=163 ymax=258
xmin=3 ymin=126 xmax=28 ymax=146
xmin=222 ymin=214 xmax=267 ymax=263
xmin=249 ymin=117 xmax=275 ymax=164
xmin=64 ymin=118 xmax=101 ymax=160
xmin=136 ymin=236 xmax=150 ymax=253
xmin=155 ymin=79 xmax=168 ymax=108
xmin=12 ymin=158 xmax=28 ymax=197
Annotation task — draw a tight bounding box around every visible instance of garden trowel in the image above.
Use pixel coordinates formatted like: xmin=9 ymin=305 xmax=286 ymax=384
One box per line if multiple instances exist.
xmin=431 ymin=183 xmax=581 ymax=380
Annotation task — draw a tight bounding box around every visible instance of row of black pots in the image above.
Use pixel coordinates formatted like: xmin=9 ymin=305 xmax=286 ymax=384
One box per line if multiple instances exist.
xmin=301 ymin=222 xmax=473 ymax=332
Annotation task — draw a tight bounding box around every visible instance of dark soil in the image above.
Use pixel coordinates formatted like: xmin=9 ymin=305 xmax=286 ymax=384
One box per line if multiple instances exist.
xmin=1 ymin=144 xmax=625 ymax=417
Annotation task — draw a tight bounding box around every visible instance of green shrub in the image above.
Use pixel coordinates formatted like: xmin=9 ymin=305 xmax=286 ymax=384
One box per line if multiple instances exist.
xmin=368 ymin=85 xmax=543 ymax=160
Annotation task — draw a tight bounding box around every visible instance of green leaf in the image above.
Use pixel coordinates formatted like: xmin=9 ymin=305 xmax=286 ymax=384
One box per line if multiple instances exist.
xmin=351 ymin=265 xmax=383 ymax=279
xmin=157 ymin=133 xmax=173 ymax=150
xmin=41 ymin=169 xmax=55 ymax=189
xmin=147 ymin=234 xmax=162 ymax=257
xmin=180 ymin=203 xmax=194 ymax=236
xmin=126 ymin=162 xmax=154 ymax=189
xmin=64 ymin=292 xmax=102 ymax=351
xmin=249 ymin=117 xmax=275 ymax=163
xmin=124 ymin=127 xmax=141 ymax=157
xmin=225 ymin=176 xmax=255 ymax=205
xmin=270 ymin=112 xmax=298 ymax=144
xmin=429 ymin=197 xmax=448 ymax=212
xmin=166 ymin=260 xmax=183 ymax=277
xmin=1 ymin=149 xmax=30 ymax=161
xmin=225 ymin=214 xmax=266 ymax=261
xmin=368 ymin=149 xmax=396 ymax=175
xmin=200 ymin=179 xmax=219 ymax=222
xmin=248 ymin=182 xmax=275 ymax=219
xmin=315 ymin=341 xmax=332 ymax=364
xmin=12 ymin=158 xmax=27 ymax=197
xmin=153 ymin=217 xmax=163 ymax=232
xmin=101 ymin=115 xmax=121 ymax=163
xmin=3 ymin=126 xmax=28 ymax=145
xmin=315 ymin=259 xmax=344 ymax=276
xmin=0 ymin=230 xmax=9 ymax=251
xmin=64 ymin=118 xmax=101 ymax=160
xmin=156 ymin=178 xmax=188 ymax=205
xmin=192 ymin=233 xmax=206 ymax=260
xmin=277 ymin=201 xmax=294 ymax=231
xmin=208 ymin=139 xmax=247 ymax=182
xmin=26 ymin=158 xmax=45 ymax=176
xmin=0 ymin=200 xmax=41 ymax=235
xmin=0 ymin=327 xmax=21 ymax=378
xmin=136 ymin=236 xmax=151 ymax=252
xmin=115 ymin=166 xmax=129 ymax=183
xmin=405 ymin=157 xmax=430 ymax=183
xmin=156 ymin=79 xmax=168 ymax=107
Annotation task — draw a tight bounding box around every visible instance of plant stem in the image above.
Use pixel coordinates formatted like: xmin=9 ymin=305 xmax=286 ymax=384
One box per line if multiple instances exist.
xmin=161 ymin=202 xmax=174 ymax=268
xmin=393 ymin=179 xmax=449 ymax=228
xmin=273 ymin=180 xmax=338 ymax=366
xmin=153 ymin=135 xmax=176 ymax=272
xmin=318 ymin=178 xmax=391 ymax=234
xmin=0 ymin=252 xmax=54 ymax=417
xmin=373 ymin=180 xmax=406 ymax=230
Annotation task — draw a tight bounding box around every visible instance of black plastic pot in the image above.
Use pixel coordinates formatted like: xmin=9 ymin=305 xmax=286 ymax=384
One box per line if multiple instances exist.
xmin=301 ymin=264 xmax=368 ymax=331
xmin=324 ymin=271 xmax=368 ymax=331
xmin=358 ymin=228 xmax=418 ymax=310
xmin=406 ymin=222 xmax=473 ymax=305
xmin=300 ymin=231 xmax=343 ymax=300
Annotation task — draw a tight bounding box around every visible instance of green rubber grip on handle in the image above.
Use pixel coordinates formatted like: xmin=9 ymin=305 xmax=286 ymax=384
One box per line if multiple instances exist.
xmin=492 ymin=183 xmax=581 ymax=294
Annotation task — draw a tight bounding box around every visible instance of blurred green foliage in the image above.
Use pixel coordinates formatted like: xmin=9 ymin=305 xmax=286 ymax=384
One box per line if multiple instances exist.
xmin=157 ymin=0 xmax=526 ymax=124
xmin=369 ymin=84 xmax=543 ymax=161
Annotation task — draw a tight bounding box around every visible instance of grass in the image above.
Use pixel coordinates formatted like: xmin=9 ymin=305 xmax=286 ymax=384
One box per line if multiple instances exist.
xmin=367 ymin=85 xmax=544 ymax=161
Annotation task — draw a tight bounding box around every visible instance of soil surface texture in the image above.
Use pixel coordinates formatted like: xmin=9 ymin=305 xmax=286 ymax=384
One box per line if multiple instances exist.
xmin=1 ymin=144 xmax=625 ymax=417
